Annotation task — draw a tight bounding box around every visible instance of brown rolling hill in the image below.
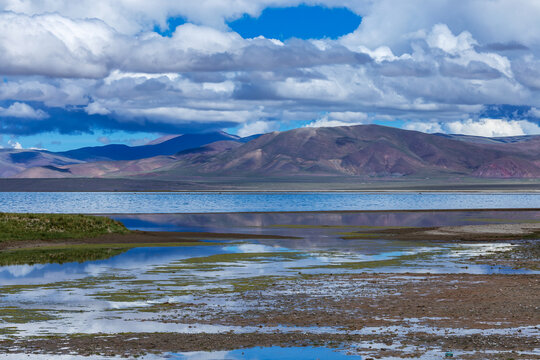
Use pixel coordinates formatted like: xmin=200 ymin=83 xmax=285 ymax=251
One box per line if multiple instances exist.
xmin=11 ymin=125 xmax=540 ymax=179
xmin=0 ymin=149 xmax=82 ymax=178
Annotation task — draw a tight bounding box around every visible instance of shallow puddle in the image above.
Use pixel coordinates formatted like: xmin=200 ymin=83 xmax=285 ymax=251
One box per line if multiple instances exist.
xmin=168 ymin=346 xmax=362 ymax=359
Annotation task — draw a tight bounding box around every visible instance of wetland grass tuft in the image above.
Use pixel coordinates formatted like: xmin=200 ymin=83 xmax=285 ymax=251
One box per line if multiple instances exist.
xmin=0 ymin=307 xmax=57 ymax=323
xmin=181 ymin=251 xmax=305 ymax=264
xmin=0 ymin=213 xmax=128 ymax=265
xmin=0 ymin=246 xmax=127 ymax=266
xmin=293 ymin=251 xmax=443 ymax=270
xmin=0 ymin=213 xmax=229 ymax=265
xmin=0 ymin=242 xmax=223 ymax=266
xmin=0 ymin=213 xmax=129 ymax=243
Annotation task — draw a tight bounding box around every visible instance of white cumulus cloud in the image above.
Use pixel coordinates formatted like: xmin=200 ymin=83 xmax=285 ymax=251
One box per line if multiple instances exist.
xmin=85 ymin=102 xmax=111 ymax=116
xmin=237 ymin=120 xmax=279 ymax=137
xmin=306 ymin=112 xmax=369 ymax=128
xmin=7 ymin=139 xmax=22 ymax=149
xmin=528 ymin=107 xmax=540 ymax=118
xmin=0 ymin=12 xmax=121 ymax=78
xmin=405 ymin=118 xmax=540 ymax=137
xmin=0 ymin=102 xmax=48 ymax=119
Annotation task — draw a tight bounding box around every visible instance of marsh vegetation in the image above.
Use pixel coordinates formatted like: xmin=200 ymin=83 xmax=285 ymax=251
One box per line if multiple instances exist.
xmin=0 ymin=213 xmax=128 ymax=243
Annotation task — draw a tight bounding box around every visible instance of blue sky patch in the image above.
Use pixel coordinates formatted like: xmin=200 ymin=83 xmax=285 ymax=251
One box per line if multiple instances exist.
xmin=154 ymin=17 xmax=186 ymax=37
xmin=228 ymin=5 xmax=362 ymax=40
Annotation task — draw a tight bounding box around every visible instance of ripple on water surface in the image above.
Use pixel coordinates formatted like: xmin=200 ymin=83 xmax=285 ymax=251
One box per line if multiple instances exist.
xmin=1 ymin=192 xmax=540 ymax=213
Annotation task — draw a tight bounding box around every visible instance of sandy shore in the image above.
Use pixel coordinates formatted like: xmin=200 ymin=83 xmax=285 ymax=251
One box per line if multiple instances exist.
xmin=385 ymin=222 xmax=540 ymax=241
xmin=426 ymin=222 xmax=540 ymax=236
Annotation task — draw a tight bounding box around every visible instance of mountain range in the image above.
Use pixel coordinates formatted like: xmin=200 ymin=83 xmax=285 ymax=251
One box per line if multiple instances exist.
xmin=3 ymin=125 xmax=540 ymax=180
xmin=56 ymin=131 xmax=246 ymax=162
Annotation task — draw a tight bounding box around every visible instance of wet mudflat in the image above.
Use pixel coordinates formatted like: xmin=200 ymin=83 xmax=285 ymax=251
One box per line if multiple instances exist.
xmin=0 ymin=210 xmax=539 ymax=359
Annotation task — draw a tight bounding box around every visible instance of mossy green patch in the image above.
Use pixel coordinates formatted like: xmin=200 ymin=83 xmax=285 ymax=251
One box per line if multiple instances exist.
xmin=0 ymin=307 xmax=57 ymax=323
xmin=294 ymin=251 xmax=442 ymax=270
xmin=0 ymin=282 xmax=64 ymax=296
xmin=0 ymin=247 xmax=127 ymax=266
xmin=0 ymin=241 xmax=223 ymax=266
xmin=147 ymin=252 xmax=304 ymax=274
xmin=227 ymin=275 xmax=292 ymax=292
xmin=146 ymin=263 xmax=239 ymax=274
xmin=181 ymin=252 xmax=305 ymax=264
xmin=0 ymin=213 xmax=129 ymax=243
xmin=137 ymin=302 xmax=197 ymax=313
xmin=93 ymin=289 xmax=158 ymax=302
xmin=0 ymin=326 xmax=18 ymax=335
xmin=0 ymin=274 xmax=140 ymax=297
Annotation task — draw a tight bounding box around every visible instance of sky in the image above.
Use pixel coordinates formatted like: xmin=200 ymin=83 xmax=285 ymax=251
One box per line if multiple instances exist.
xmin=0 ymin=0 xmax=540 ymax=151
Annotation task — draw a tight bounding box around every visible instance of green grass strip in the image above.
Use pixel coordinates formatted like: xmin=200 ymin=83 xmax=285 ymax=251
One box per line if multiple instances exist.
xmin=0 ymin=213 xmax=129 ymax=243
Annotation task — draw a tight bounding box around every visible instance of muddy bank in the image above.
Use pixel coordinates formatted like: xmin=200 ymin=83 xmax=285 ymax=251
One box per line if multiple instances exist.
xmin=472 ymin=240 xmax=540 ymax=270
xmin=1 ymin=273 xmax=538 ymax=359
xmin=418 ymin=222 xmax=540 ymax=241
xmin=1 ymin=332 xmax=538 ymax=359
xmin=143 ymin=273 xmax=540 ymax=330
xmin=353 ymin=222 xmax=540 ymax=242
xmin=0 ymin=230 xmax=296 ymax=251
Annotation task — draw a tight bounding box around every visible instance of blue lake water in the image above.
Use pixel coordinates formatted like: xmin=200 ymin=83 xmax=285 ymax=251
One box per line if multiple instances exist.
xmin=0 ymin=192 xmax=539 ymax=213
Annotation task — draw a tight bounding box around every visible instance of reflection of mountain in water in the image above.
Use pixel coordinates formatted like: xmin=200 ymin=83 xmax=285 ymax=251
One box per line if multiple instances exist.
xmin=113 ymin=210 xmax=540 ymax=231
xmin=112 ymin=210 xmax=540 ymax=249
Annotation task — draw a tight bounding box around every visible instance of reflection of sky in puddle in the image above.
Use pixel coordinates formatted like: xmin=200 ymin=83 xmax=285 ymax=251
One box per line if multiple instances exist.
xmin=168 ymin=346 xmax=362 ymax=360
xmin=12 ymin=310 xmax=540 ymax=338
xmin=0 ymin=246 xmax=230 ymax=284
xmin=0 ymin=244 xmax=289 ymax=284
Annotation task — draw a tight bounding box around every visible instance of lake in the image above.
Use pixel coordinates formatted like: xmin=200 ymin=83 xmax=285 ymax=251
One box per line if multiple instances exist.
xmin=0 ymin=191 xmax=539 ymax=213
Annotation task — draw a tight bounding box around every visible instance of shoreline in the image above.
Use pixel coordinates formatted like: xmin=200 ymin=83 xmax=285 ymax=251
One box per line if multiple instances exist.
xmin=95 ymin=207 xmax=540 ymax=216
xmin=0 ymin=230 xmax=298 ymax=251
xmin=1 ymin=177 xmax=539 ymax=193
xmin=2 ymin=189 xmax=540 ymax=193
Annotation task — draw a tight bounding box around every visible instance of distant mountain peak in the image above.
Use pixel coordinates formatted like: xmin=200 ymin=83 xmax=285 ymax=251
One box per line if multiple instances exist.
xmin=145 ymin=134 xmax=182 ymax=146
xmin=54 ymin=131 xmax=247 ymax=162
